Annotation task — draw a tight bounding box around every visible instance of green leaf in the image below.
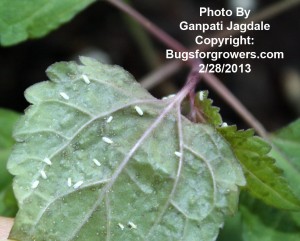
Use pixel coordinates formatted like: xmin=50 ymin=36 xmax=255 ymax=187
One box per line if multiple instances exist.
xmin=0 ymin=184 xmax=18 ymax=217
xmin=240 ymin=194 xmax=300 ymax=241
xmin=239 ymin=120 xmax=300 ymax=241
xmin=194 ymin=90 xmax=222 ymax=126
xmin=0 ymin=108 xmax=20 ymax=188
xmin=269 ymin=119 xmax=300 ymax=231
xmin=0 ymin=108 xmax=19 ymax=147
xmin=0 ymin=108 xmax=19 ymax=217
xmin=194 ymin=91 xmax=300 ymax=210
xmin=0 ymin=0 xmax=95 ymax=46
xmin=8 ymin=57 xmax=245 ymax=240
xmin=270 ymin=119 xmax=300 ymax=198
xmin=218 ymin=126 xmax=300 ymax=211
xmin=216 ymin=213 xmax=243 ymax=241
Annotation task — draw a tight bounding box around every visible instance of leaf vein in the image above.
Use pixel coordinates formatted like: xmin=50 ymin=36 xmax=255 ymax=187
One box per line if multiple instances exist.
xmin=42 ymin=99 xmax=95 ymax=118
xmin=26 ymin=99 xmax=158 ymax=235
xmin=15 ymin=129 xmax=70 ymax=140
xmin=145 ymin=104 xmax=184 ymax=238
xmin=183 ymin=145 xmax=217 ymax=211
xmin=242 ymin=165 xmax=299 ymax=208
xmin=66 ymin=93 xmax=184 ymax=240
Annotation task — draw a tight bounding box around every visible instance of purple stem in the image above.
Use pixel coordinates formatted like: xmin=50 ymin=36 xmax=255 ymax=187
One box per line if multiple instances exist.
xmin=106 ymin=0 xmax=268 ymax=137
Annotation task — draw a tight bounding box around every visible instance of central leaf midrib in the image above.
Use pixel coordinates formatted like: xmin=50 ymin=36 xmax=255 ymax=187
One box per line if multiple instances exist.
xmin=66 ymin=96 xmax=182 ymax=240
xmin=242 ymin=163 xmax=299 ymax=209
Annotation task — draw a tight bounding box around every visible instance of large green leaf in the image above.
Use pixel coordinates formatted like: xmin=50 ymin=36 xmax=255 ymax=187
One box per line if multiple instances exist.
xmin=239 ymin=120 xmax=300 ymax=241
xmin=271 ymin=119 xmax=300 ymax=198
xmin=194 ymin=91 xmax=300 ymax=210
xmin=269 ymin=119 xmax=300 ymax=227
xmin=0 ymin=108 xmax=19 ymax=217
xmin=219 ymin=126 xmax=300 ymax=211
xmin=8 ymin=57 xmax=245 ymax=240
xmin=0 ymin=0 xmax=95 ymax=46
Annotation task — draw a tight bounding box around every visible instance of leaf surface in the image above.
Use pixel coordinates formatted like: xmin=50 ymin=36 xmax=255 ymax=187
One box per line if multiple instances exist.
xmin=239 ymin=120 xmax=300 ymax=240
xmin=240 ymin=194 xmax=300 ymax=241
xmin=219 ymin=126 xmax=300 ymax=210
xmin=195 ymin=91 xmax=300 ymax=210
xmin=270 ymin=119 xmax=300 ymax=198
xmin=268 ymin=119 xmax=300 ymax=230
xmin=0 ymin=0 xmax=95 ymax=46
xmin=216 ymin=213 xmax=243 ymax=241
xmin=8 ymin=57 xmax=245 ymax=241
xmin=194 ymin=90 xmax=222 ymax=126
xmin=0 ymin=108 xmax=19 ymax=217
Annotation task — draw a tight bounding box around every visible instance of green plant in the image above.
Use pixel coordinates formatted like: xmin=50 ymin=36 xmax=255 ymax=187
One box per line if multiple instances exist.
xmin=0 ymin=0 xmax=300 ymax=240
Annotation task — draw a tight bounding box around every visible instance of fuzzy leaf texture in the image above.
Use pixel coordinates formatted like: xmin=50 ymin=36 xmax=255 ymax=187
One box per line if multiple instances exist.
xmin=0 ymin=0 xmax=95 ymax=46
xmin=0 ymin=108 xmax=19 ymax=217
xmin=195 ymin=92 xmax=300 ymax=211
xmin=8 ymin=57 xmax=245 ymax=241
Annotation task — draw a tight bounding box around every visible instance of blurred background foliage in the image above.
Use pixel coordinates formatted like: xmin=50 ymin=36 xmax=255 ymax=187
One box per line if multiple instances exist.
xmin=0 ymin=109 xmax=19 ymax=217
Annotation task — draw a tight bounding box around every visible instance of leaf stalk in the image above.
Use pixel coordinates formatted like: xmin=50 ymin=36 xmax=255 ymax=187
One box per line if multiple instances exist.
xmin=105 ymin=0 xmax=268 ymax=137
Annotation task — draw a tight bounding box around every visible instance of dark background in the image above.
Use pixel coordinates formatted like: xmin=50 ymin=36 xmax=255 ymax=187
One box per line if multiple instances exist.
xmin=0 ymin=0 xmax=299 ymax=132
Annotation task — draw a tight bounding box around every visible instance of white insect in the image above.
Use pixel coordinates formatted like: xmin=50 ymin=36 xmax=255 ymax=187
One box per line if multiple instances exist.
xmin=102 ymin=137 xmax=113 ymax=144
xmin=43 ymin=158 xmax=52 ymax=166
xmin=128 ymin=221 xmax=137 ymax=229
xmin=31 ymin=180 xmax=39 ymax=189
xmin=40 ymin=170 xmax=47 ymax=179
xmin=59 ymin=92 xmax=70 ymax=100
xmin=82 ymin=74 xmax=90 ymax=84
xmin=67 ymin=178 xmax=72 ymax=187
xmin=73 ymin=181 xmax=83 ymax=189
xmin=175 ymin=151 xmax=182 ymax=157
xmin=221 ymin=122 xmax=228 ymax=127
xmin=118 ymin=223 xmax=125 ymax=230
xmin=199 ymin=91 xmax=205 ymax=101
xmin=162 ymin=94 xmax=176 ymax=100
xmin=134 ymin=106 xmax=144 ymax=116
xmin=93 ymin=158 xmax=101 ymax=167
xmin=106 ymin=116 xmax=113 ymax=123
xmin=167 ymin=94 xmax=176 ymax=98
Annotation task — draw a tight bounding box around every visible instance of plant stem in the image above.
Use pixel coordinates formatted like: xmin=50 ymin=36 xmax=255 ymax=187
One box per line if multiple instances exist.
xmin=122 ymin=0 xmax=160 ymax=69
xmin=202 ymin=72 xmax=268 ymax=137
xmin=137 ymin=0 xmax=300 ymax=137
xmin=106 ymin=0 xmax=187 ymax=53
xmin=192 ymin=0 xmax=300 ymax=53
xmin=179 ymin=64 xmax=202 ymax=100
xmin=106 ymin=0 xmax=268 ymax=137
xmin=140 ymin=61 xmax=183 ymax=89
xmin=140 ymin=0 xmax=300 ymax=90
